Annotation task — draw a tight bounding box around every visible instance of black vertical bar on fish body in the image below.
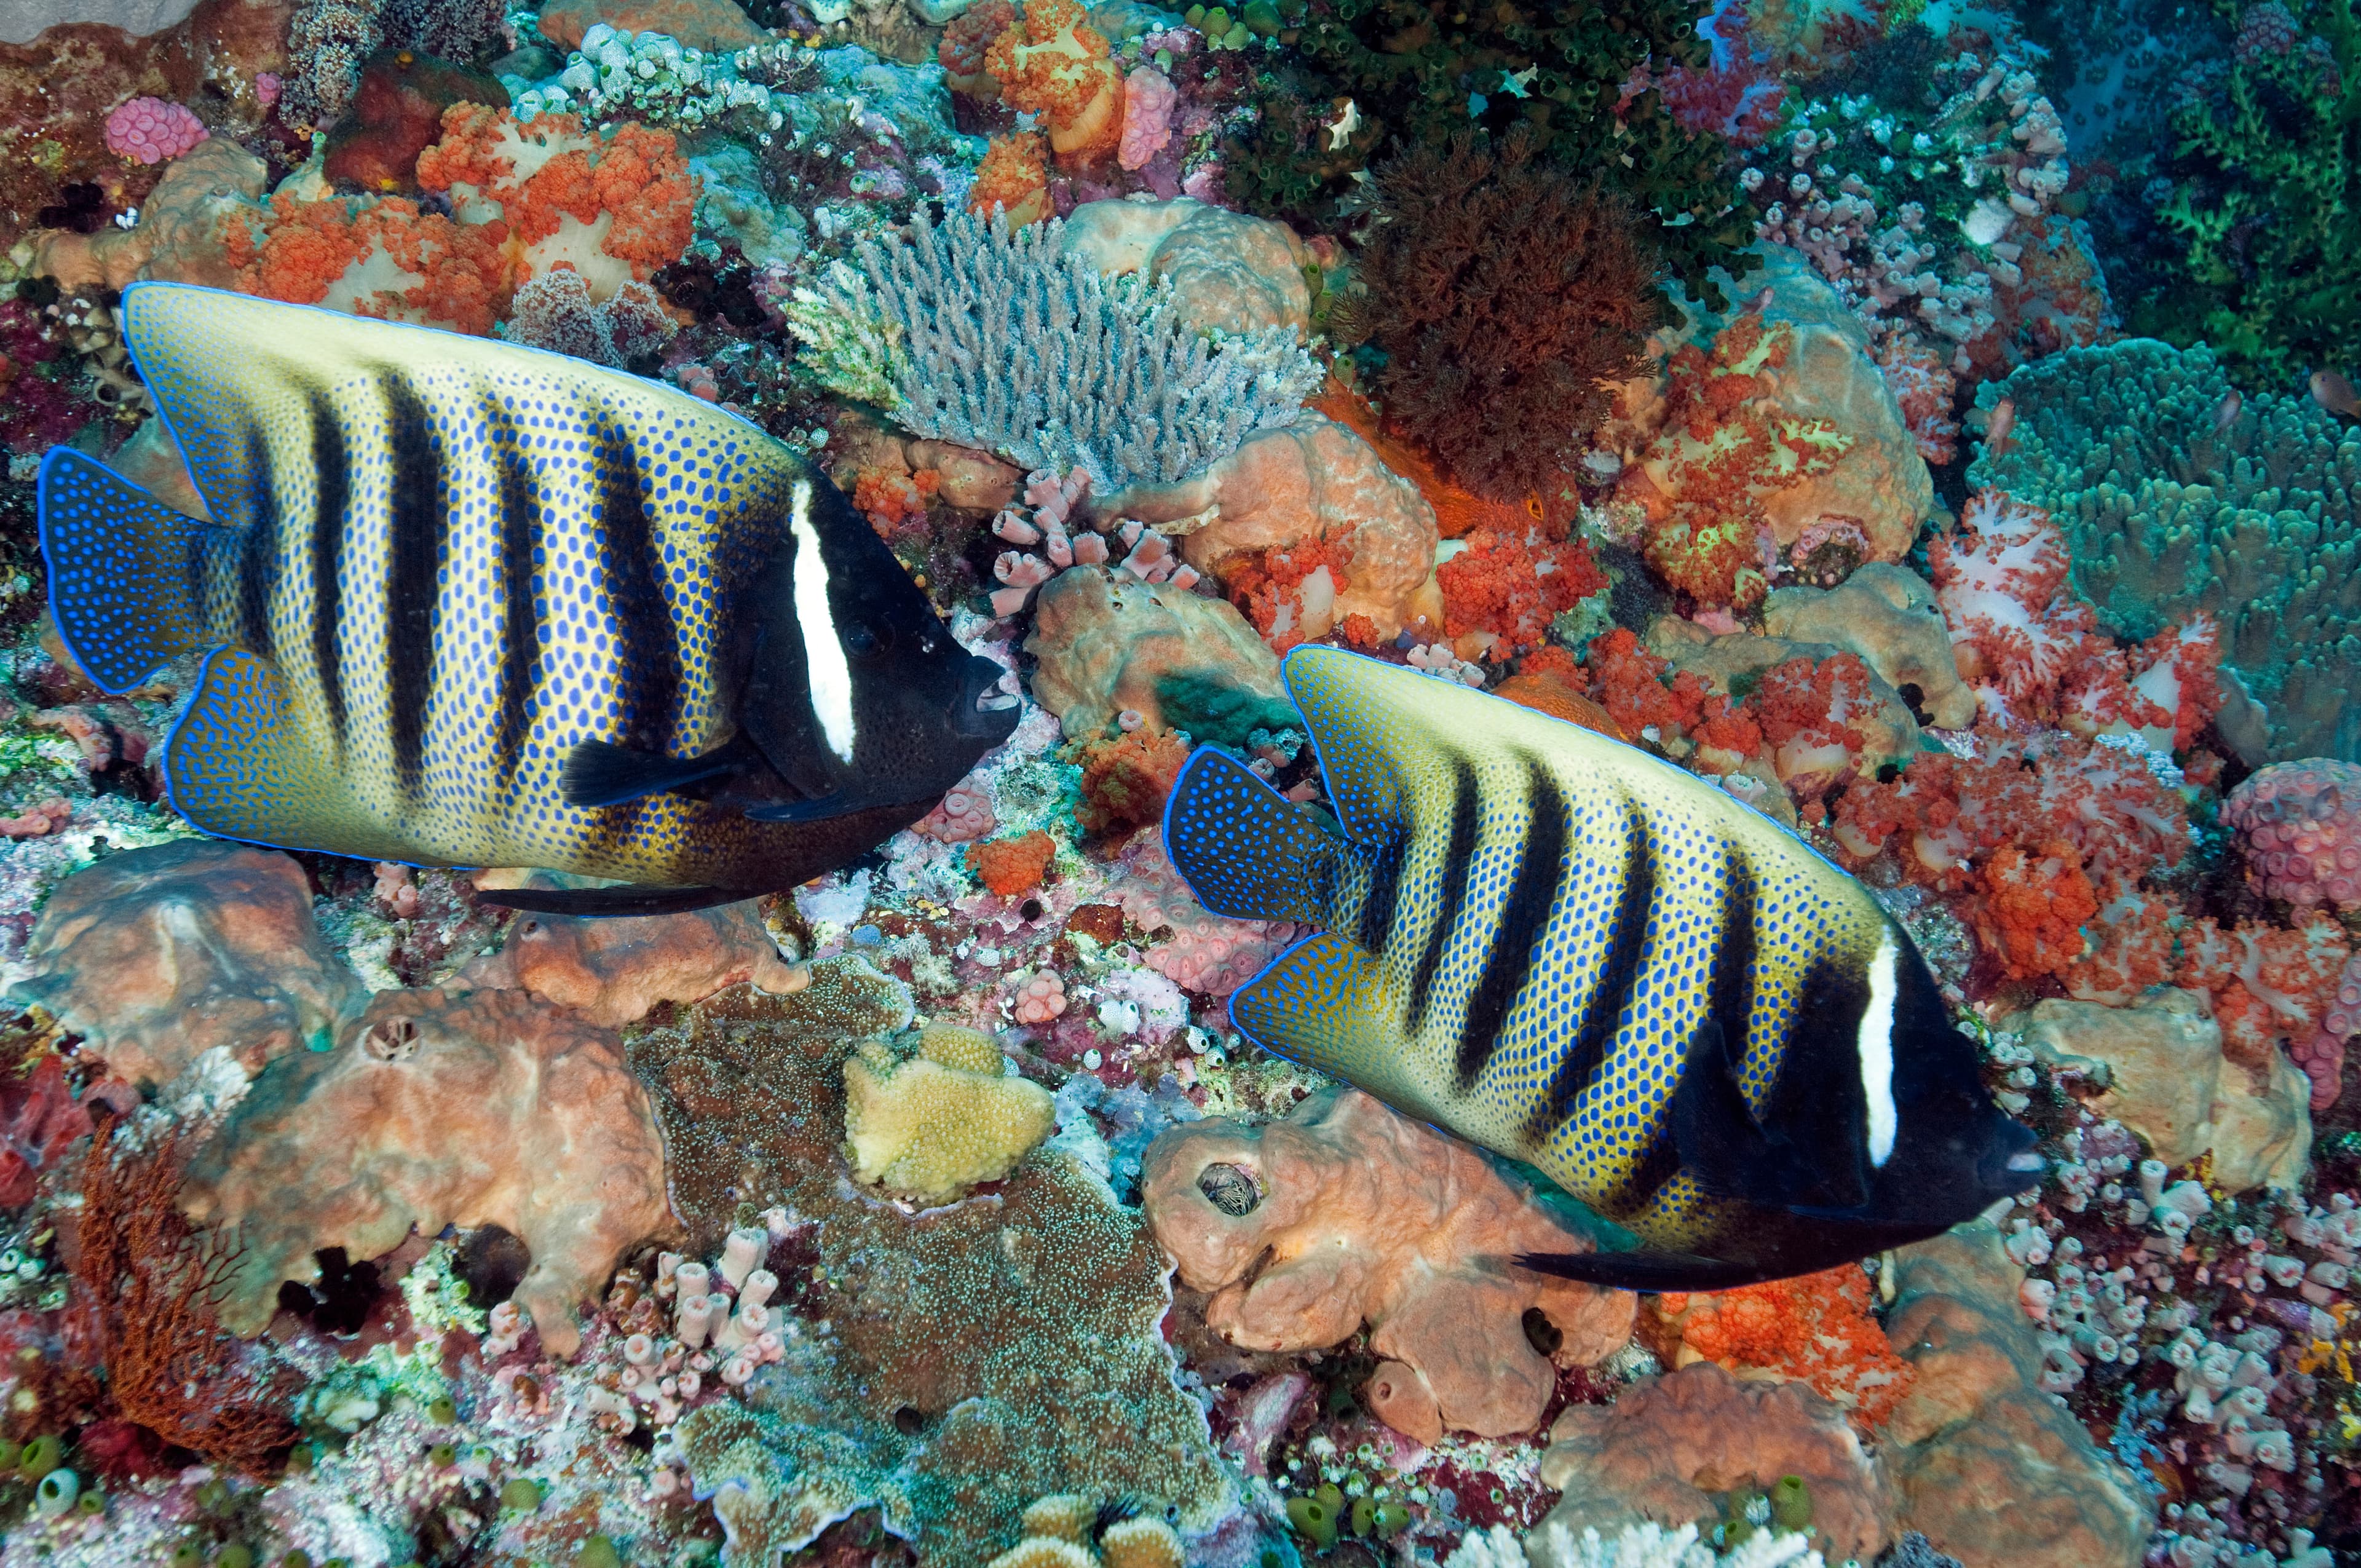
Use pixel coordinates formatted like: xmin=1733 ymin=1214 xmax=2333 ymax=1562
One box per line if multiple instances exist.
xmin=235 ymin=408 xmax=280 ymax=661
xmin=306 ymin=384 xmax=350 ymax=757
xmin=1455 ymin=754 xmax=1568 ymax=1091
xmin=492 ymin=402 xmax=539 ymax=793
xmin=1352 ymin=827 xmax=1404 ymax=957
xmin=1405 ymin=753 xmax=1482 ymax=1035
xmin=1704 ymin=848 xmax=1762 ymax=1097
xmin=591 ymin=414 xmax=679 ymax=752
xmin=381 ymin=376 xmax=443 ymax=802
xmin=1524 ymin=786 xmax=1655 ymax=1145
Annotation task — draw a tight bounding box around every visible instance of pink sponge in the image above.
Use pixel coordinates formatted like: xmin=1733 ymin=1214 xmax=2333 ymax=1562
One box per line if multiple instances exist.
xmin=2223 ymin=759 xmax=2361 ymax=913
xmin=106 ymin=97 xmax=207 ymax=165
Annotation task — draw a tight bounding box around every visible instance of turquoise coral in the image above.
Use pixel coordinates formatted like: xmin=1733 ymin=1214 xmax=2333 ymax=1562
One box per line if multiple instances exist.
xmin=1966 ymin=337 xmax=2361 ymax=762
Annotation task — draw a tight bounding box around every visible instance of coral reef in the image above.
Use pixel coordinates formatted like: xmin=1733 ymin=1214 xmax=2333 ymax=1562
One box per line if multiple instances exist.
xmin=1333 ymin=129 xmax=1663 ymax=507
xmin=786 ymin=207 xmax=1321 ymax=491
xmin=1141 ymin=1087 xmax=1635 ymax=1443
xmin=1059 ymin=196 xmax=1313 ymax=338
xmin=1025 ymin=564 xmax=1293 ymax=742
xmin=2221 ymin=759 xmax=2361 ymax=913
xmin=181 ymin=984 xmax=673 ymax=1356
xmin=1967 ymin=337 xmax=2360 ymax=762
xmin=12 ymin=839 xmax=361 ymax=1089
xmin=460 ymin=892 xmax=805 ymax=1027
xmin=1534 ymin=1363 xmax=1892 ymax=1566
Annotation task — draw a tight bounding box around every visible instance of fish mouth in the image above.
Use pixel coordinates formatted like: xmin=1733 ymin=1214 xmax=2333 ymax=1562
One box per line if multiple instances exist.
xmin=951 ymin=654 xmax=1022 ymax=741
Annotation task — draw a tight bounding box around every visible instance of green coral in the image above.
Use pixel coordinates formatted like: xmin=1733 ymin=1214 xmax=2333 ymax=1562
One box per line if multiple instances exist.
xmin=2145 ymin=0 xmax=2360 ymax=385
xmin=1966 ymin=338 xmax=2361 ymax=761
xmin=1223 ymin=0 xmax=1747 ymax=298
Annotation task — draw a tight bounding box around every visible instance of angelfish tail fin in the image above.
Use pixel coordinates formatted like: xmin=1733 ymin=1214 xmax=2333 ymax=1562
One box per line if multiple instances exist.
xmin=38 ymin=446 xmax=212 ymax=693
xmin=1161 ymin=745 xmax=1339 ymax=924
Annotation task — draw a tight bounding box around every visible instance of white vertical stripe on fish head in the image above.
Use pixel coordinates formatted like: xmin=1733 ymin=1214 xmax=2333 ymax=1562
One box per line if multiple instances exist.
xmin=789 ymin=479 xmax=857 ymax=766
xmin=1859 ymin=930 xmax=1900 ymax=1168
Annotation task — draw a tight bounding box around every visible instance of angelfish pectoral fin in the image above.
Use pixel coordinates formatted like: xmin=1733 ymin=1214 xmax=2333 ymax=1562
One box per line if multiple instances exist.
xmin=1229 ymin=932 xmax=1390 ymax=1081
xmin=562 ymin=735 xmax=756 ymax=809
xmin=742 ymin=791 xmax=850 ymax=824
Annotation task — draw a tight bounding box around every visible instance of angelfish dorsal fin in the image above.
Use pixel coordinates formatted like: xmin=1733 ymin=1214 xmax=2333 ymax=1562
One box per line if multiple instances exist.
xmin=1278 ymin=646 xmax=1409 ymax=842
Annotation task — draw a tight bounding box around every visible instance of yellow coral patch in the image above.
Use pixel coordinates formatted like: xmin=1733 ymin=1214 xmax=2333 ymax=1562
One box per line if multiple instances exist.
xmin=843 ymin=1040 xmax=1055 ymax=1201
xmin=987 ymin=1541 xmax=1098 ymax=1568
xmin=1019 ymin=1495 xmax=1099 ymax=1543
xmin=919 ymin=1021 xmax=1004 ymax=1074
xmin=1099 ymin=1515 xmax=1185 ymax=1568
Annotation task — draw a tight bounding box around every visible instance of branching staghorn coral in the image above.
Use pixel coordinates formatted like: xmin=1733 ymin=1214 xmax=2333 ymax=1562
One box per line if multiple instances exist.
xmin=1968 ymin=338 xmax=2361 ymax=762
xmin=786 ymin=208 xmax=1320 ymax=492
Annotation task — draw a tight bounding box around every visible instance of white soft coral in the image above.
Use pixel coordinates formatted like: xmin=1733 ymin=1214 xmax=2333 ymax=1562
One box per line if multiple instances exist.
xmin=1928 ymin=489 xmax=2094 ymax=704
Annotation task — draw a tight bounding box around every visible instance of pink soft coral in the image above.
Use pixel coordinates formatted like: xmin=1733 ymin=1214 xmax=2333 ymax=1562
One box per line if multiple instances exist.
xmin=1117 ymin=66 xmax=1176 ymax=171
xmin=2177 ymin=914 xmax=2354 ymax=1109
xmin=1928 ymin=489 xmax=2092 ymax=711
xmin=105 ymin=98 xmax=207 ymax=165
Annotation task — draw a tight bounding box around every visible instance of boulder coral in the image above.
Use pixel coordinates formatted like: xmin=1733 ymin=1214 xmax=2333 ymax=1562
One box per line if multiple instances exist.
xmin=1097 ymin=416 xmax=1444 ymax=648
xmin=1139 ymin=1086 xmax=1636 ymax=1443
xmin=1880 ymin=1221 xmax=2154 ymax=1568
xmin=179 ymin=984 xmax=674 ymax=1357
xmin=31 ymin=134 xmax=269 ymax=293
xmin=2008 ymin=987 xmax=2311 ymax=1196
xmin=459 ymin=887 xmax=806 ymax=1028
xmin=1762 ymin=563 xmax=1979 ymax=731
xmin=12 ymin=837 xmax=361 ymax=1090
xmin=1060 ymin=196 xmax=1315 ymax=338
xmin=1025 ymin=564 xmax=1295 ymax=743
xmin=1532 ymin=1361 xmax=1894 ymax=1566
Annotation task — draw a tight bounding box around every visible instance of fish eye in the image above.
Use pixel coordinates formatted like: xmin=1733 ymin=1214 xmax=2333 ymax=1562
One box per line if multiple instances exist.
xmin=844 ymin=622 xmax=879 ymax=655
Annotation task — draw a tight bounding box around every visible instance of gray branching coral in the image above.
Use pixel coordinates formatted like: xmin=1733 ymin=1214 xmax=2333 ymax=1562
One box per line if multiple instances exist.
xmin=1968 ymin=338 xmax=2361 ymax=762
xmin=786 ymin=208 xmax=1321 ymax=492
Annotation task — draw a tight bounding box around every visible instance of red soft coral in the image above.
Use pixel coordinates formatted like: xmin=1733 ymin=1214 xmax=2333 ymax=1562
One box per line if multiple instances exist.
xmin=1580 ymin=628 xmax=1710 ymax=745
xmin=1754 ymin=652 xmax=1884 ymax=799
xmin=2177 ymin=914 xmax=2354 ymax=1107
xmin=1927 ymin=489 xmax=2094 ymax=713
xmin=1230 ymin=536 xmax=1346 ymax=655
xmin=1436 ymin=527 xmax=1607 ymax=656
xmin=231 ymin=190 xmax=513 ymax=335
xmin=0 ymin=1056 xmax=93 ymax=1210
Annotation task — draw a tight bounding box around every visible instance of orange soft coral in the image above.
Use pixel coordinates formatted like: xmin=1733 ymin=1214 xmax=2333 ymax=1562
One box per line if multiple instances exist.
xmin=1493 ymin=645 xmax=1632 ymax=740
xmin=1650 ymin=1267 xmax=1915 ymax=1431
xmin=1311 ymin=381 xmax=1544 ymax=541
xmin=967 ymin=131 xmax=1051 ymax=228
xmin=1228 ymin=536 xmax=1347 ymax=655
xmin=229 ymin=190 xmax=513 ymax=335
xmin=939 ymin=0 xmax=1015 ymax=90
xmin=1436 ymin=527 xmax=1607 ymax=657
xmin=970 ymin=830 xmax=1056 ymax=896
xmin=1975 ymin=839 xmax=2101 ymax=981
xmin=417 ymin=105 xmax=694 ymax=299
xmin=851 ymin=465 xmax=942 ymax=536
xmin=2176 ymin=913 xmax=2352 ymax=1066
xmin=983 ymin=0 xmax=1125 ymax=162
xmin=1075 ymin=728 xmax=1192 ymax=834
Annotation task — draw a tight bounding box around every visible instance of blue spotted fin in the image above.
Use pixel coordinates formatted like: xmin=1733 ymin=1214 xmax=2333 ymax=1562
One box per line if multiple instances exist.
xmin=1228 ymin=931 xmax=1401 ymax=1082
xmin=39 ymin=448 xmax=211 ymax=694
xmin=1161 ymin=746 xmax=1340 ymax=924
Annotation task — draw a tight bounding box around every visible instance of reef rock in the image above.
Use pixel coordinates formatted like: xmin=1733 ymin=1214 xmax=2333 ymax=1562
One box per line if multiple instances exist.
xmin=1763 ymin=563 xmax=1978 ymax=730
xmin=536 ymin=0 xmax=766 ymax=52
xmin=1646 ymin=615 xmax=1923 ymax=772
xmin=461 ymin=889 xmax=805 ymax=1028
xmin=1061 ymin=196 xmax=1313 ymax=338
xmin=1881 ymin=1221 xmax=2153 ymax=1568
xmin=2009 ymin=987 xmax=2311 ymax=1195
xmin=180 ymin=985 xmax=673 ymax=1356
xmin=1097 ymin=416 xmax=1444 ymax=644
xmin=1612 ymin=247 xmax=1933 ymax=564
xmin=31 ymin=133 xmax=266 ymax=293
xmin=1140 ymin=1086 xmax=1635 ymax=1443
xmin=11 ymin=837 xmax=360 ymax=1089
xmin=1026 ymin=564 xmax=1295 ymax=743
xmin=1532 ymin=1361 xmax=1894 ymax=1566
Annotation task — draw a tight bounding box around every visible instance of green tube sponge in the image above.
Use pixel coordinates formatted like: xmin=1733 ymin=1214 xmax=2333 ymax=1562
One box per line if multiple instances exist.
xmin=1770 ymin=1474 xmax=1813 ymax=1534
xmin=1968 ymin=339 xmax=2361 ymax=762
